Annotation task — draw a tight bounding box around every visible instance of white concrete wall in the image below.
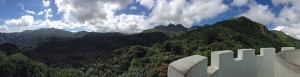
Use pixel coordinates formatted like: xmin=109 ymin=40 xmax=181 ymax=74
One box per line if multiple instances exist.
xmin=255 ymin=48 xmax=275 ymax=77
xmin=168 ymin=55 xmax=207 ymax=77
xmin=275 ymin=47 xmax=300 ymax=77
xmin=281 ymin=47 xmax=295 ymax=51
xmin=275 ymin=56 xmax=300 ymax=77
xmin=235 ymin=49 xmax=256 ymax=77
xmin=210 ymin=50 xmax=234 ymax=77
xmin=168 ymin=47 xmax=300 ymax=77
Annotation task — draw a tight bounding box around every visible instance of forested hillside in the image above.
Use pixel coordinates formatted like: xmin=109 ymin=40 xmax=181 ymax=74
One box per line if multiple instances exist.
xmin=0 ymin=16 xmax=299 ymax=77
xmin=91 ymin=17 xmax=300 ymax=76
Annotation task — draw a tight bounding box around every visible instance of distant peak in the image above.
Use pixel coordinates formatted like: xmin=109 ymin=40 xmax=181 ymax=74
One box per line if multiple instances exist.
xmin=230 ymin=16 xmax=252 ymax=21
xmin=237 ymin=16 xmax=248 ymax=19
xmin=167 ymin=23 xmax=185 ymax=28
xmin=153 ymin=23 xmax=186 ymax=29
xmin=168 ymin=23 xmax=174 ymax=26
xmin=217 ymin=16 xmax=269 ymax=34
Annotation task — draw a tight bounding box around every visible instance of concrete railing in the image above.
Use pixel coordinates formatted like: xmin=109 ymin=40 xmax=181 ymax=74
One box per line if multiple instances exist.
xmin=168 ymin=47 xmax=299 ymax=77
xmin=275 ymin=47 xmax=300 ymax=77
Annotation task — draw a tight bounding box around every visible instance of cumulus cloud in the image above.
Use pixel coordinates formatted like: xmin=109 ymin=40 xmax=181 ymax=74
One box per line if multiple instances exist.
xmin=149 ymin=0 xmax=228 ymax=27
xmin=37 ymin=11 xmax=44 ymax=15
xmin=4 ymin=15 xmax=34 ymax=27
xmin=2 ymin=15 xmax=88 ymax=32
xmin=54 ymin=0 xmax=152 ymax=33
xmin=239 ymin=4 xmax=275 ymax=24
xmin=0 ymin=25 xmax=8 ymax=32
xmin=271 ymin=0 xmax=290 ymax=6
xmin=231 ymin=0 xmax=249 ymax=7
xmin=130 ymin=6 xmax=137 ymax=10
xmin=55 ymin=0 xmax=131 ymax=23
xmin=136 ymin=0 xmax=155 ymax=9
xmin=35 ymin=19 xmax=82 ymax=29
xmin=271 ymin=0 xmax=300 ymax=39
xmin=42 ymin=0 xmax=50 ymax=7
xmin=0 ymin=0 xmax=238 ymax=34
xmin=45 ymin=8 xmax=53 ymax=19
xmin=273 ymin=26 xmax=300 ymax=39
xmin=25 ymin=10 xmax=35 ymax=14
xmin=109 ymin=14 xmax=150 ymax=33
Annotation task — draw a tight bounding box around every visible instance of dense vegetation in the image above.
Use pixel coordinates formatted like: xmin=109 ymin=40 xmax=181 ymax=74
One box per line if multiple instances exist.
xmin=0 ymin=16 xmax=300 ymax=77
xmin=0 ymin=28 xmax=89 ymax=52
xmin=92 ymin=17 xmax=300 ymax=76
xmin=0 ymin=44 xmax=88 ymax=77
xmin=142 ymin=23 xmax=188 ymax=37
xmin=29 ymin=32 xmax=169 ymax=68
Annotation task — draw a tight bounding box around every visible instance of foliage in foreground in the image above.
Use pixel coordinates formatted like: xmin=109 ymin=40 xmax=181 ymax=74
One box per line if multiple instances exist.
xmin=0 ymin=51 xmax=89 ymax=77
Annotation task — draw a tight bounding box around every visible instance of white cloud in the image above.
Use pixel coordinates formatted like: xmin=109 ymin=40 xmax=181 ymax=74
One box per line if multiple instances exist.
xmin=109 ymin=14 xmax=151 ymax=33
xmin=25 ymin=10 xmax=36 ymax=14
xmin=42 ymin=0 xmax=50 ymax=7
xmin=45 ymin=8 xmax=52 ymax=19
xmin=271 ymin=1 xmax=300 ymax=40
xmin=239 ymin=4 xmax=275 ymax=24
xmin=137 ymin=0 xmax=155 ymax=9
xmin=271 ymin=0 xmax=290 ymax=6
xmin=37 ymin=11 xmax=44 ymax=15
xmin=2 ymin=15 xmax=88 ymax=32
xmin=4 ymin=15 xmax=34 ymax=27
xmin=1 ymin=0 xmax=149 ymax=33
xmin=149 ymin=0 xmax=228 ymax=27
xmin=54 ymin=0 xmax=151 ymax=33
xmin=277 ymin=7 xmax=299 ymax=24
xmin=273 ymin=25 xmax=300 ymax=39
xmin=55 ymin=0 xmax=132 ymax=23
xmin=0 ymin=25 xmax=8 ymax=32
xmin=130 ymin=6 xmax=137 ymax=10
xmin=231 ymin=0 xmax=249 ymax=7
xmin=35 ymin=19 xmax=79 ymax=29
xmin=2 ymin=15 xmax=36 ymax=32
xmin=1 ymin=0 xmax=229 ymax=34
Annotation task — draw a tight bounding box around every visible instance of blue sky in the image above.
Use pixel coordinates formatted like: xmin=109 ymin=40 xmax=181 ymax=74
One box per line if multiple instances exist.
xmin=0 ymin=0 xmax=300 ymax=39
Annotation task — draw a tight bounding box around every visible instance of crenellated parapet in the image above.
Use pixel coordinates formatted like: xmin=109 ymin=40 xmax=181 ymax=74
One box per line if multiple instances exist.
xmin=168 ymin=47 xmax=296 ymax=77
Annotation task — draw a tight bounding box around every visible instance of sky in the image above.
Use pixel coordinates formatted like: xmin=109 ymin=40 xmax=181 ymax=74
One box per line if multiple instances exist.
xmin=0 ymin=0 xmax=300 ymax=39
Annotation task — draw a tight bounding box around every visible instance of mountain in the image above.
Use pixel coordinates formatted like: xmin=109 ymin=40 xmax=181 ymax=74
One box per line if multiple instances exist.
xmin=0 ymin=43 xmax=20 ymax=55
xmin=0 ymin=28 xmax=89 ymax=52
xmin=0 ymin=29 xmax=170 ymax=77
xmin=270 ymin=30 xmax=300 ymax=47
xmin=28 ymin=32 xmax=169 ymax=68
xmin=94 ymin=16 xmax=300 ymax=76
xmin=1 ymin=16 xmax=300 ymax=77
xmin=142 ymin=23 xmax=188 ymax=37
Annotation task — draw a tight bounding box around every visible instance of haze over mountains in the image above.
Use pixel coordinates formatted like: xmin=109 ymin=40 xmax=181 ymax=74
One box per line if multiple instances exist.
xmin=0 ymin=17 xmax=300 ymax=77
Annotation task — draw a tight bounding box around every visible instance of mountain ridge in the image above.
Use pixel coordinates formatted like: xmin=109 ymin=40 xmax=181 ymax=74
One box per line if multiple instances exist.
xmin=0 ymin=16 xmax=300 ymax=77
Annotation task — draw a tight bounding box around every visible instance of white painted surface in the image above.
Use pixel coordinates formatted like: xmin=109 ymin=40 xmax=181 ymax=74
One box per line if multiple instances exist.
xmin=211 ymin=50 xmax=234 ymax=77
xmin=255 ymin=48 xmax=275 ymax=77
xmin=236 ymin=49 xmax=256 ymax=77
xmin=168 ymin=55 xmax=207 ymax=77
xmin=275 ymin=48 xmax=300 ymax=77
xmin=167 ymin=47 xmax=300 ymax=77
xmin=281 ymin=47 xmax=295 ymax=51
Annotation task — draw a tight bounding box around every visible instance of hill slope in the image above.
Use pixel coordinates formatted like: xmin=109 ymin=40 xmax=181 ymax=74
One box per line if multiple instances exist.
xmin=0 ymin=28 xmax=89 ymax=52
xmin=1 ymin=16 xmax=300 ymax=77
xmin=29 ymin=32 xmax=169 ymax=68
xmin=97 ymin=16 xmax=300 ymax=76
xmin=142 ymin=23 xmax=188 ymax=37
